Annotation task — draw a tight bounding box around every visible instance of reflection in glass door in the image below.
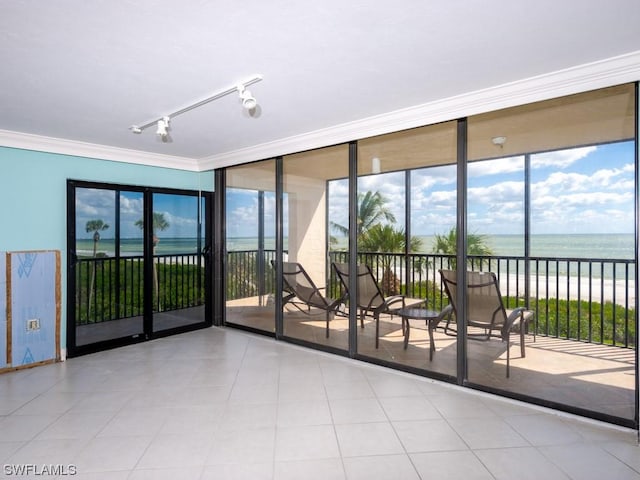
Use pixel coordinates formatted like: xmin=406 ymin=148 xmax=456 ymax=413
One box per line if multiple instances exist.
xmin=68 ymin=182 xmax=212 ymax=356
xmin=151 ymin=192 xmax=208 ymax=333
xmin=225 ymin=160 xmax=277 ymax=334
xmin=283 ymin=146 xmax=349 ymax=350
xmin=71 ymin=186 xmax=145 ymax=348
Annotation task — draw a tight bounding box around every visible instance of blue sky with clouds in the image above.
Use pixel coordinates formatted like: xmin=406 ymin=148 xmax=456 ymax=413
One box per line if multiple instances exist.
xmin=325 ymin=141 xmax=635 ymax=237
xmin=76 ymin=140 xmax=633 ymax=241
xmin=76 ymin=190 xmax=203 ymax=239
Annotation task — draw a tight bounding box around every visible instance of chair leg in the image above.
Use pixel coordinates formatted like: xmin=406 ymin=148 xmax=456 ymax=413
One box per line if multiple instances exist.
xmin=375 ymin=313 xmax=380 ymax=348
xmin=506 ymin=338 xmax=510 ymax=378
xmin=428 ymin=318 xmax=435 ymax=361
xmin=505 ymin=332 xmax=511 ymax=378
xmin=520 ymin=324 xmax=525 ymax=357
xmin=326 ymin=311 xmax=330 ymax=338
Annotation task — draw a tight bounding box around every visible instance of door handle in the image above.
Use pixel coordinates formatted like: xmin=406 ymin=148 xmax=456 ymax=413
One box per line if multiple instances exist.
xmin=69 ymin=250 xmax=78 ymax=268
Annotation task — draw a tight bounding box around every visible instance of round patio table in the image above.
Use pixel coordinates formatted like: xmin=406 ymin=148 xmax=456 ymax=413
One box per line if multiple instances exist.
xmin=396 ymin=307 xmax=442 ymax=361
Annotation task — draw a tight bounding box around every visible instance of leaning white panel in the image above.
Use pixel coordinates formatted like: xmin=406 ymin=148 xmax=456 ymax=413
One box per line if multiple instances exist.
xmin=9 ymin=250 xmax=60 ymax=367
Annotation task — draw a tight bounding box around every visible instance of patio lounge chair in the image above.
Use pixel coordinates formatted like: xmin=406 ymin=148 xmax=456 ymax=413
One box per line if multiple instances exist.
xmin=278 ymin=261 xmax=346 ymax=338
xmin=439 ymin=269 xmax=535 ymax=377
xmin=332 ymin=262 xmax=424 ymax=348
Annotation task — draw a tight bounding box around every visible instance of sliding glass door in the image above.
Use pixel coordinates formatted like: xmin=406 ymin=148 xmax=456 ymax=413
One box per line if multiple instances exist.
xmin=67 ymin=181 xmax=212 ymax=356
xmin=224 ymin=160 xmax=277 ymax=334
xmin=151 ymin=192 xmax=209 ymax=334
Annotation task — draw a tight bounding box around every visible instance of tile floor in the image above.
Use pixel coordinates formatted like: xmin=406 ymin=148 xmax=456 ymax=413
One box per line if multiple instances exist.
xmin=0 ymin=326 xmax=638 ymax=480
xmin=228 ymin=305 xmax=637 ymax=420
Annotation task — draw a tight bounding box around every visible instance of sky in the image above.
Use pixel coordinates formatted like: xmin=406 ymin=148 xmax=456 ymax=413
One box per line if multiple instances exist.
xmin=76 ymin=140 xmax=635 ymax=244
xmin=76 ymin=190 xmax=203 ymax=240
xmin=326 ymin=140 xmax=635 ymax=237
xmin=226 ymin=140 xmax=635 ymax=241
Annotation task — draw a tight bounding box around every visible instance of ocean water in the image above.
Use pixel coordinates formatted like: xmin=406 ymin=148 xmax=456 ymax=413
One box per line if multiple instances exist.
xmin=421 ymin=233 xmax=635 ymax=260
xmin=78 ymin=234 xmax=635 ymax=260
xmin=324 ymin=234 xmax=635 ymax=260
xmin=76 ymin=237 xmax=203 ymax=257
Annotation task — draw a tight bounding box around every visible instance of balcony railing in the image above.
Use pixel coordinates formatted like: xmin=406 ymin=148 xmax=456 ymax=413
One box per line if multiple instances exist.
xmin=75 ymin=253 xmax=205 ymax=325
xmin=76 ymin=249 xmax=636 ymax=349
xmin=227 ymin=250 xmax=636 ymax=349
xmin=225 ymin=249 xmax=278 ymax=302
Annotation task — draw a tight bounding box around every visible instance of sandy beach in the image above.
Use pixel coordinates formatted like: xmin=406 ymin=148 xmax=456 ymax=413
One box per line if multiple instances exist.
xmin=496 ymin=273 xmax=635 ymax=307
xmin=418 ymin=268 xmax=636 ymax=307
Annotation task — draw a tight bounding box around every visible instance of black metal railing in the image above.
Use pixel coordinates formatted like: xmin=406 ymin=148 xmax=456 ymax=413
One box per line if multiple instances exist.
xmin=327 ymin=251 xmax=636 ymax=348
xmin=225 ymin=250 xmax=635 ymax=349
xmin=225 ymin=249 xmax=278 ymax=301
xmin=77 ymin=249 xmax=636 ymax=348
xmin=154 ymin=254 xmax=206 ymax=311
xmin=75 ymin=253 xmax=205 ymax=325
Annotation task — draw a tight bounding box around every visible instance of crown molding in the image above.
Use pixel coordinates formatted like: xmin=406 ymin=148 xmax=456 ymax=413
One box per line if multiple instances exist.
xmin=0 ymin=130 xmax=199 ymax=171
xmin=200 ymin=50 xmax=640 ymax=170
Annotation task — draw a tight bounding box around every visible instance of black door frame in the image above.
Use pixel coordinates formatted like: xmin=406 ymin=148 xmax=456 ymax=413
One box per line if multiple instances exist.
xmin=66 ymin=179 xmax=214 ymax=357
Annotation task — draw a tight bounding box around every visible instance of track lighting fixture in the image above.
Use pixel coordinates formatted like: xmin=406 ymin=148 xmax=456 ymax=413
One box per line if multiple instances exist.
xmin=130 ymin=74 xmax=263 ymax=141
xmin=237 ymin=85 xmax=257 ymax=110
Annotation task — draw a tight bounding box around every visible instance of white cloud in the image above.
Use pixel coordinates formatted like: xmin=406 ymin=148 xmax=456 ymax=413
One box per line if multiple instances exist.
xmin=329 ymin=179 xmax=349 ymax=197
xmin=532 ymin=146 xmax=597 ymax=168
xmin=533 ymin=164 xmax=635 ymax=200
xmin=533 ymin=191 xmax=633 ymax=209
xmin=119 ymin=195 xmax=143 ymax=216
xmin=227 ymin=197 xmax=260 ymax=237
xmin=468 ymin=156 xmax=525 ymax=176
xmin=427 ymin=189 xmax=457 ymax=205
xmin=469 ymin=181 xmax=524 ymax=206
xmin=76 ymin=188 xmax=117 ymax=217
xmin=160 ymin=211 xmax=198 ymax=232
xmin=412 ymin=166 xmax=456 ymax=188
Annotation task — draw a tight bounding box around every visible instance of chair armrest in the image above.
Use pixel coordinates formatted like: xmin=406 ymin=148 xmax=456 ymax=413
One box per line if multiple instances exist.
xmin=282 ymin=291 xmax=296 ymax=306
xmin=503 ymin=307 xmax=533 ymax=336
xmin=435 ymin=304 xmax=454 ymax=327
xmin=379 ymin=295 xmax=406 ymax=313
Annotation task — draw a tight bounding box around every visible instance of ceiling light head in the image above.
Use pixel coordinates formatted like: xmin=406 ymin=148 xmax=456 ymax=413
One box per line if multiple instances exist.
xmin=237 ymin=85 xmax=257 ymax=110
xmin=156 ymin=116 xmax=171 ymax=141
xmin=130 ymin=125 xmax=142 ymax=134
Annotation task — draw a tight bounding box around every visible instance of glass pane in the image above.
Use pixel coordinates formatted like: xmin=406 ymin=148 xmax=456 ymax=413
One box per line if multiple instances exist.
xmin=74 ymin=188 xmax=144 ymax=346
xmin=225 ymin=160 xmax=277 ymax=333
xmin=284 ymin=145 xmax=349 ymax=350
xmin=152 ymin=192 xmax=206 ymax=333
xmin=355 ymin=122 xmax=458 ymax=377
xmin=467 ymin=84 xmax=636 ymax=423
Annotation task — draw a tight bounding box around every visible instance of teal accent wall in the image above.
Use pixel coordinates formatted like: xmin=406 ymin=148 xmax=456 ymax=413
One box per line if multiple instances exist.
xmin=0 ymin=146 xmax=214 ymax=352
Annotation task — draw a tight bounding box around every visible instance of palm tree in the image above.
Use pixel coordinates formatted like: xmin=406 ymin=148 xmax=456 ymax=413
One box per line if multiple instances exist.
xmin=85 ymin=219 xmax=109 ymax=320
xmin=135 ymin=212 xmax=170 ymax=309
xmin=330 ymin=191 xmax=423 ymax=295
xmin=135 ymin=212 xmax=170 ymax=248
xmin=432 ymin=227 xmax=493 ymax=268
xmin=85 ymin=219 xmax=110 ymax=257
xmin=331 ymin=191 xmax=396 ymax=240
xmin=359 ymin=224 xmax=423 ymax=294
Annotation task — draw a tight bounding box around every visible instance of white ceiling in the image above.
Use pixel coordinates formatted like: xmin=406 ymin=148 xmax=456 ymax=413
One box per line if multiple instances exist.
xmin=1 ymin=0 xmax=640 ymax=171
